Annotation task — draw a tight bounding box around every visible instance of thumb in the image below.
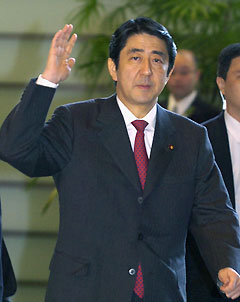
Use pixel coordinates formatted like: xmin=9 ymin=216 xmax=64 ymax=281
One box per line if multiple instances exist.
xmin=68 ymin=58 xmax=76 ymax=69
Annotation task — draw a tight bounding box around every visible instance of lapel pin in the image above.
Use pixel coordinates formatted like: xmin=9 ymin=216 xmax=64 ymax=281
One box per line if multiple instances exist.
xmin=168 ymin=144 xmax=174 ymax=150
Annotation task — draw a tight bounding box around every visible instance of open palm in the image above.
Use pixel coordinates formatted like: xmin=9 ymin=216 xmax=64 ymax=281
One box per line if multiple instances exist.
xmin=42 ymin=24 xmax=77 ymax=84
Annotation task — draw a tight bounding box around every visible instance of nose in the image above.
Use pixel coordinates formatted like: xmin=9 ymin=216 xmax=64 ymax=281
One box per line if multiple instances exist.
xmin=141 ymin=58 xmax=152 ymax=76
xmin=169 ymin=71 xmax=182 ymax=84
xmin=171 ymin=71 xmax=181 ymax=80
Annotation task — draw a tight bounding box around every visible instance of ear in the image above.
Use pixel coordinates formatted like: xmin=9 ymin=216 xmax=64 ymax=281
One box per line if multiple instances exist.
xmin=164 ymin=67 xmax=174 ymax=85
xmin=195 ymin=69 xmax=201 ymax=81
xmin=216 ymin=77 xmax=225 ymax=95
xmin=108 ymin=58 xmax=117 ymax=82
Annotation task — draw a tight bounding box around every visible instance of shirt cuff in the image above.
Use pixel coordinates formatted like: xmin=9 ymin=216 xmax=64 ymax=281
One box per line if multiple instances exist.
xmin=36 ymin=74 xmax=59 ymax=88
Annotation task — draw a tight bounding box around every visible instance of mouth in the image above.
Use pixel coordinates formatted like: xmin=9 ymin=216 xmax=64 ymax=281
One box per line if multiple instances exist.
xmin=136 ymin=84 xmax=152 ymax=89
xmin=171 ymin=85 xmax=183 ymax=90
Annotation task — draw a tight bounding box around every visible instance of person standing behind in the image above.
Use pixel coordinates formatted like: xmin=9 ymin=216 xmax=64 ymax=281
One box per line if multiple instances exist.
xmin=160 ymin=49 xmax=220 ymax=123
xmin=186 ymin=43 xmax=240 ymax=302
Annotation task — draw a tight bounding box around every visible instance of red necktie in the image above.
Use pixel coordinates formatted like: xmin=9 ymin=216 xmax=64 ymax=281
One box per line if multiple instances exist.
xmin=132 ymin=120 xmax=149 ymax=299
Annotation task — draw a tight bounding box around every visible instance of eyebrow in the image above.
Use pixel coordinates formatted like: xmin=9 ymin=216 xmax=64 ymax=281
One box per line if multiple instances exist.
xmin=127 ymin=48 xmax=167 ymax=59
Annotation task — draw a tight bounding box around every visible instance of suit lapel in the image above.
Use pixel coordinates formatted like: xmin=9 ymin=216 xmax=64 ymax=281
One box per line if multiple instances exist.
xmin=96 ymin=95 xmax=141 ymax=192
xmin=144 ymin=105 xmax=176 ymax=198
xmin=96 ymin=97 xmax=177 ymax=196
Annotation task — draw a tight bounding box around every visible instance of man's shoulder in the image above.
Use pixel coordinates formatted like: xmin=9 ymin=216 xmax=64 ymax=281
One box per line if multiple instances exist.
xmin=202 ymin=112 xmax=226 ymax=145
xmin=192 ymin=94 xmax=219 ymax=112
xmin=158 ymin=104 xmax=206 ymax=136
xmin=53 ymin=94 xmax=118 ymax=126
xmin=202 ymin=111 xmax=224 ymax=129
xmin=64 ymin=94 xmax=116 ymax=110
xmin=189 ymin=94 xmax=221 ymax=123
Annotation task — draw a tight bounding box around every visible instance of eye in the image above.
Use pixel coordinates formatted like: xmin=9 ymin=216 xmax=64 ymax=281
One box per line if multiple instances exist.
xmin=153 ymin=58 xmax=163 ymax=64
xmin=131 ymin=56 xmax=140 ymax=61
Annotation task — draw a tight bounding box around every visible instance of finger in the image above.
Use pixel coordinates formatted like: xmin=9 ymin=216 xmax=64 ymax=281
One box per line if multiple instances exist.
xmin=50 ymin=29 xmax=64 ymax=50
xmin=228 ymin=290 xmax=240 ymax=299
xmin=61 ymin=24 xmax=74 ymax=47
xmin=65 ymin=34 xmax=77 ymax=57
xmin=231 ymin=291 xmax=240 ymax=300
xmin=224 ymin=280 xmax=240 ymax=299
xmin=221 ymin=279 xmax=238 ymax=296
xmin=64 ymin=24 xmax=74 ymax=40
xmin=221 ymin=280 xmax=235 ymax=292
xmin=58 ymin=26 xmax=76 ymax=59
xmin=53 ymin=24 xmax=73 ymax=51
xmin=225 ymin=288 xmax=240 ymax=299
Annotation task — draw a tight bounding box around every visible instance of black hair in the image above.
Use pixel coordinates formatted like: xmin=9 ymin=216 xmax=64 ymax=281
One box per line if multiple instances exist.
xmin=217 ymin=43 xmax=240 ymax=79
xmin=109 ymin=17 xmax=177 ymax=76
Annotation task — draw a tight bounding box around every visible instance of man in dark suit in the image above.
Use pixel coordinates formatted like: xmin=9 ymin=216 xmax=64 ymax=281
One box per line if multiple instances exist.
xmin=186 ymin=43 xmax=240 ymax=302
xmin=0 ymin=18 xmax=240 ymax=302
xmin=159 ymin=49 xmax=220 ymax=123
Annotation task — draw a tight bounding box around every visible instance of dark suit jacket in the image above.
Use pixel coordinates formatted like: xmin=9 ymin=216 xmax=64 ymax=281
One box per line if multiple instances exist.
xmin=204 ymin=112 xmax=235 ymax=206
xmin=0 ymin=80 xmax=239 ymax=302
xmin=2 ymin=240 xmax=17 ymax=299
xmin=186 ymin=111 xmax=238 ymax=302
xmin=159 ymin=94 xmax=220 ymax=124
xmin=0 ymin=198 xmax=16 ymax=300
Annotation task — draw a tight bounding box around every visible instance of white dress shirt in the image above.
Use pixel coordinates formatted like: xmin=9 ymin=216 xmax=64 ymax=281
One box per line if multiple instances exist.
xmin=225 ymin=110 xmax=240 ymax=216
xmin=36 ymin=74 xmax=59 ymax=88
xmin=168 ymin=90 xmax=197 ymax=115
xmin=117 ymin=97 xmax=156 ymax=159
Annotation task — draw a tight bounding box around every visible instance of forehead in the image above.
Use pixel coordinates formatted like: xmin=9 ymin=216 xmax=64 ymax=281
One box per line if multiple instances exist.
xmin=122 ymin=33 xmax=168 ymax=55
xmin=174 ymin=53 xmax=196 ymax=69
xmin=228 ymin=56 xmax=240 ymax=72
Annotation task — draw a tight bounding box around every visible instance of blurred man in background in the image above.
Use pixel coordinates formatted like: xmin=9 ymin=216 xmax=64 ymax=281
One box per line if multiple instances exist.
xmin=187 ymin=43 xmax=240 ymax=302
xmin=160 ymin=49 xmax=220 ymax=123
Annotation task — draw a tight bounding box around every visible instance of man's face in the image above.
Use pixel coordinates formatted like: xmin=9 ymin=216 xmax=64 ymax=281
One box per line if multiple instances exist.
xmin=217 ymin=56 xmax=240 ymax=119
xmin=108 ymin=33 xmax=171 ymax=110
xmin=167 ymin=51 xmax=200 ymax=100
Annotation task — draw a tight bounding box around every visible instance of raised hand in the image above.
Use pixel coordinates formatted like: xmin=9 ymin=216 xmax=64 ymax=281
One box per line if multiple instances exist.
xmin=42 ymin=24 xmax=77 ymax=84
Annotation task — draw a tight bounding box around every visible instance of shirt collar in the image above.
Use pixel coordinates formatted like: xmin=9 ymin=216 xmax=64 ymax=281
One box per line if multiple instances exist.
xmin=168 ymin=90 xmax=197 ymax=115
xmin=116 ymin=96 xmax=157 ymax=130
xmin=225 ymin=110 xmax=240 ymax=143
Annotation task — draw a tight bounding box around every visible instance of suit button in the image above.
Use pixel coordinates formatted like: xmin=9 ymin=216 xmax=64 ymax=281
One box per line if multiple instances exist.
xmin=137 ymin=197 xmax=143 ymax=204
xmin=129 ymin=268 xmax=136 ymax=275
xmin=138 ymin=233 xmax=144 ymax=240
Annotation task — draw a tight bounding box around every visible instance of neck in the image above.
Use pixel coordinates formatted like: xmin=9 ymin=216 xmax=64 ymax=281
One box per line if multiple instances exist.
xmin=125 ymin=103 xmax=155 ymax=118
xmin=172 ymin=91 xmax=194 ymax=102
xmin=226 ymin=106 xmax=240 ymax=123
xmin=174 ymin=95 xmax=183 ymax=102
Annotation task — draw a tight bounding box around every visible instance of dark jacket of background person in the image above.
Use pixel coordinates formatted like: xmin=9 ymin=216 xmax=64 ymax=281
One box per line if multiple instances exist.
xmin=2 ymin=240 xmax=17 ymax=301
xmin=186 ymin=111 xmax=239 ymax=302
xmin=159 ymin=94 xmax=220 ymax=123
xmin=0 ymin=198 xmax=16 ymax=301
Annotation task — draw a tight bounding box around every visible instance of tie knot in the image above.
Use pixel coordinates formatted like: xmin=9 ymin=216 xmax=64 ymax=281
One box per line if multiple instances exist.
xmin=132 ymin=120 xmax=148 ymax=132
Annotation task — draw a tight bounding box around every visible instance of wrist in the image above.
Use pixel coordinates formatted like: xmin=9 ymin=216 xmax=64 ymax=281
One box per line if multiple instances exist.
xmin=37 ymin=74 xmax=59 ymax=88
xmin=41 ymin=71 xmax=60 ymax=84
